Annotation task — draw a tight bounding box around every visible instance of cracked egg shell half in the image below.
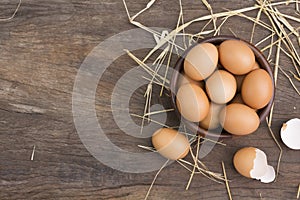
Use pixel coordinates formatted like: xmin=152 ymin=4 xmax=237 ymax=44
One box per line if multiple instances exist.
xmin=233 ymin=147 xmax=275 ymax=183
xmin=152 ymin=128 xmax=190 ymax=160
xmin=280 ymin=118 xmax=300 ymax=150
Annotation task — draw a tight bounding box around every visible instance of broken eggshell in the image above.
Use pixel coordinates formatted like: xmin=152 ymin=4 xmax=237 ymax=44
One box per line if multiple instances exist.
xmin=280 ymin=118 xmax=300 ymax=150
xmin=233 ymin=147 xmax=275 ymax=183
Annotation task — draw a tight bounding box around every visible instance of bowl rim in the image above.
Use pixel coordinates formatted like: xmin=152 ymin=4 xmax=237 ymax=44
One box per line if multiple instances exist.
xmin=170 ymin=35 xmax=275 ymax=138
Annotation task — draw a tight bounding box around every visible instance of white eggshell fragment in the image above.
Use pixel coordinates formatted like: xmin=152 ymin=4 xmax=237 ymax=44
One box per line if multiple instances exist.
xmin=250 ymin=149 xmax=275 ymax=183
xmin=256 ymin=165 xmax=276 ymax=183
xmin=280 ymin=118 xmax=300 ymax=150
xmin=250 ymin=148 xmax=268 ymax=179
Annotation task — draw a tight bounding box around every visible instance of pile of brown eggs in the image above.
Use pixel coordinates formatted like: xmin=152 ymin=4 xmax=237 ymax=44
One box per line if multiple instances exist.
xmin=150 ymin=39 xmax=276 ymax=183
xmin=176 ymin=39 xmax=274 ymax=136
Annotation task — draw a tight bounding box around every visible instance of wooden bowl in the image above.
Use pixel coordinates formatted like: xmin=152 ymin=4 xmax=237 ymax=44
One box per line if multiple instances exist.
xmin=170 ymin=35 xmax=275 ymax=138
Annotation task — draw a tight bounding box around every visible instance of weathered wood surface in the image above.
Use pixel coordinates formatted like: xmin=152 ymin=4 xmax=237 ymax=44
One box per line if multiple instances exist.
xmin=0 ymin=0 xmax=299 ymax=199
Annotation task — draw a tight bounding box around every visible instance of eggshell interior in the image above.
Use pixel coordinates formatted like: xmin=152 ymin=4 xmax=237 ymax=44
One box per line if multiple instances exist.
xmin=256 ymin=165 xmax=276 ymax=183
xmin=280 ymin=118 xmax=300 ymax=150
xmin=250 ymin=149 xmax=268 ymax=179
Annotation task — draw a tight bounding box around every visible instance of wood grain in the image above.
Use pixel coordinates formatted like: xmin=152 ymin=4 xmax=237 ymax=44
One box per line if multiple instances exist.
xmin=0 ymin=0 xmax=299 ymax=199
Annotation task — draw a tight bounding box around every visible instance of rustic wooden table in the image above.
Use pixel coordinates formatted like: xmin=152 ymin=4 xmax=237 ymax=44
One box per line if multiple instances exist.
xmin=0 ymin=0 xmax=299 ymax=199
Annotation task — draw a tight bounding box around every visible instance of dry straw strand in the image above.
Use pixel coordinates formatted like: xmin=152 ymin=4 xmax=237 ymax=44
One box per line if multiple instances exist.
xmin=259 ymin=192 xmax=264 ymax=200
xmin=144 ymin=159 xmax=169 ymax=200
xmin=192 ymin=148 xmax=225 ymax=182
xmin=201 ymin=0 xmax=217 ymax=30
xmin=141 ymin=5 xmax=264 ymax=62
xmin=131 ymin=113 xmax=170 ymax=128
xmin=255 ymin=32 xmax=275 ymax=47
xmin=142 ymin=76 xmax=170 ymax=89
xmin=138 ymin=143 xmax=223 ymax=184
xmin=179 ymin=0 xmax=187 ymax=49
xmin=222 ymin=161 xmax=233 ymax=200
xmin=200 ymin=136 xmax=227 ymax=146
xmin=278 ymin=66 xmax=300 ymax=96
xmin=290 ymin=70 xmax=300 ymax=81
xmin=138 ymin=145 xmax=156 ymax=152
xmin=179 ymin=146 xmax=224 ymax=183
xmin=278 ymin=44 xmax=300 ymax=77
xmin=235 ymin=11 xmax=274 ymax=32
xmin=262 ymin=4 xmax=300 ymax=23
xmin=268 ymin=31 xmax=282 ymax=127
xmin=266 ymin=117 xmax=283 ymax=180
xmin=0 ymin=0 xmax=22 ymax=22
xmin=177 ymin=160 xmax=194 ymax=173
xmin=251 ymin=0 xmax=267 ymax=43
xmin=131 ymin=0 xmax=156 ymax=21
xmin=275 ymin=8 xmax=300 ymax=45
xmin=30 ymin=145 xmax=36 ymax=161
xmin=185 ymin=136 xmax=201 ymax=190
xmin=297 ymin=184 xmax=300 ymax=199
xmin=228 ymin=28 xmax=237 ymax=37
xmin=262 ymin=3 xmax=300 ymax=77
xmin=144 ymin=109 xmax=174 ymax=117
xmin=159 ymin=0 xmax=185 ymax=96
xmin=124 ymin=49 xmax=169 ymax=84
xmin=267 ymin=32 xmax=274 ymax=62
xmin=261 ymin=27 xmax=300 ymax=52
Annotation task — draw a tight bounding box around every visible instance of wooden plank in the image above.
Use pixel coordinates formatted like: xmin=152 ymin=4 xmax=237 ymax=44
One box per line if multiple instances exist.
xmin=0 ymin=0 xmax=299 ymax=199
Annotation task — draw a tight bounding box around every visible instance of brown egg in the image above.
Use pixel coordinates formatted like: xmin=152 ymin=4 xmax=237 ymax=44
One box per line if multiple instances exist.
xmin=184 ymin=43 xmax=218 ymax=81
xmin=241 ymin=69 xmax=273 ymax=109
xmin=177 ymin=73 xmax=204 ymax=89
xmin=219 ymin=40 xmax=255 ymax=75
xmin=233 ymin=147 xmax=275 ymax=183
xmin=219 ymin=103 xmax=259 ymax=135
xmin=152 ymin=128 xmax=190 ymax=160
xmin=176 ymin=83 xmax=210 ymax=122
xmin=199 ymin=102 xmax=225 ymax=130
xmin=233 ymin=147 xmax=257 ymax=178
xmin=205 ymin=70 xmax=237 ymax=104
